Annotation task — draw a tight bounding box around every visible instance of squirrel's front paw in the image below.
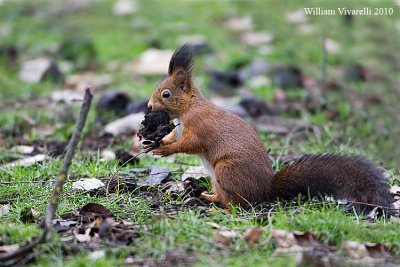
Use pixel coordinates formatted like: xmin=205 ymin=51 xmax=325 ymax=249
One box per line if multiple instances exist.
xmin=153 ymin=145 xmax=172 ymax=157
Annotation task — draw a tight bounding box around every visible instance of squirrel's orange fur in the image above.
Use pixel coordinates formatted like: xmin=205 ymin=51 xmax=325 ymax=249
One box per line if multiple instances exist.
xmin=147 ymin=44 xmax=393 ymax=212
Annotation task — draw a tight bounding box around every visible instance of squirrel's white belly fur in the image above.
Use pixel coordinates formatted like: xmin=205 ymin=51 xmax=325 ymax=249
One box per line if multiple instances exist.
xmin=174 ymin=118 xmax=216 ymax=179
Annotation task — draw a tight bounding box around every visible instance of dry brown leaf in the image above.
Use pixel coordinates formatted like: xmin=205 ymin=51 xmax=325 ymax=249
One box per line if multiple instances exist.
xmin=213 ymin=229 xmax=239 ymax=246
xmin=271 ymin=229 xmax=298 ymax=248
xmin=243 ymin=227 xmax=264 ymax=244
xmin=344 ymin=241 xmax=394 ymax=260
xmin=292 ymin=231 xmax=321 ymax=247
xmin=79 ymin=203 xmax=114 ymax=218
xmin=365 ymin=242 xmax=394 ymax=258
xmin=344 ymin=241 xmax=372 ymax=259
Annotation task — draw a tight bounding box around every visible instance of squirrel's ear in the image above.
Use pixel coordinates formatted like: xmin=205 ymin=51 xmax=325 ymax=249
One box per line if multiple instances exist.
xmin=168 ymin=44 xmax=194 ymax=90
xmin=172 ymin=70 xmax=187 ymax=90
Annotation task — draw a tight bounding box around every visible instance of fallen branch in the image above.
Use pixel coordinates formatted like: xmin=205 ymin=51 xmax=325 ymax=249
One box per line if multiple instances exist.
xmin=0 ymin=88 xmax=93 ymax=266
xmin=44 ymin=88 xmax=92 ymax=229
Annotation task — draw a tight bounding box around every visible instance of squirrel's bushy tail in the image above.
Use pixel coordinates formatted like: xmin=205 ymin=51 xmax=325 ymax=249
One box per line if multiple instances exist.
xmin=271 ymin=154 xmax=393 ymax=213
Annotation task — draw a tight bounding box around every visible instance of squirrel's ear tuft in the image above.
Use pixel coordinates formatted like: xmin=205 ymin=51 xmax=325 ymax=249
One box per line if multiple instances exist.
xmin=168 ymin=43 xmax=194 ymax=77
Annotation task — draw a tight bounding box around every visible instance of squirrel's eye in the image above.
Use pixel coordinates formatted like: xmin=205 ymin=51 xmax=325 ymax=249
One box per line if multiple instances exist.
xmin=161 ymin=89 xmax=171 ymax=99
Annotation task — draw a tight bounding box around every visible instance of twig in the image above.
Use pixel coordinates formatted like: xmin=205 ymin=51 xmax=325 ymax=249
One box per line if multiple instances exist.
xmin=44 ymin=88 xmax=92 ymax=229
xmin=0 ymin=89 xmax=92 ymax=266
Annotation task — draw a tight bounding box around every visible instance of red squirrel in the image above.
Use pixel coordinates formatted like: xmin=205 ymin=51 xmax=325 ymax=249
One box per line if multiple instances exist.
xmin=146 ymin=44 xmax=393 ymax=212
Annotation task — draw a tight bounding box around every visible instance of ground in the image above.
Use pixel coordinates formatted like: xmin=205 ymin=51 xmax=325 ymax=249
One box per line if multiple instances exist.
xmin=0 ymin=0 xmax=399 ymax=266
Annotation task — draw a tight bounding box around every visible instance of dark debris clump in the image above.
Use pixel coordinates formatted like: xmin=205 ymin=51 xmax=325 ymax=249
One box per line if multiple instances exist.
xmin=137 ymin=110 xmax=176 ymax=150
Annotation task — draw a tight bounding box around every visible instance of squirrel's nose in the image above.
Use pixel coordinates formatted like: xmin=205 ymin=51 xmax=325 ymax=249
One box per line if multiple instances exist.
xmin=147 ymin=100 xmax=153 ymax=110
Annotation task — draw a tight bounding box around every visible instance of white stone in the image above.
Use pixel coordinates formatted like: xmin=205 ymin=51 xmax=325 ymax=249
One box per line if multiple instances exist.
xmin=72 ymin=178 xmax=105 ymax=191
xmin=113 ymin=0 xmax=137 ymax=16
xmin=124 ymin=49 xmax=173 ymax=75
xmin=225 ymin=16 xmax=253 ymax=31
xmin=241 ymin=31 xmax=273 ymax=46
xmin=3 ymin=154 xmax=46 ymax=168
xmin=19 ymin=58 xmax=52 ymax=83
xmin=51 ymin=89 xmax=85 ymax=103
xmin=104 ymin=112 xmax=145 ymax=136
xmin=181 ymin=165 xmax=211 ymax=181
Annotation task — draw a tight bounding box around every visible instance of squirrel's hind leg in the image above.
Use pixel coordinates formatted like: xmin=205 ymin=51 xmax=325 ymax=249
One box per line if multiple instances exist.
xmin=200 ymin=177 xmax=225 ymax=204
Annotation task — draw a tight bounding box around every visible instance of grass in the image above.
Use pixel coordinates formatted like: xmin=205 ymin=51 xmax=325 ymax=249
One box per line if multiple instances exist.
xmin=0 ymin=0 xmax=400 ymax=266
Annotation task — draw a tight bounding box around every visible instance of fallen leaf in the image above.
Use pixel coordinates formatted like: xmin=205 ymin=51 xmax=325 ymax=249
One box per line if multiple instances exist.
xmin=390 ymin=185 xmax=400 ymax=196
xmin=181 ymin=166 xmax=210 ymax=181
xmin=161 ymin=181 xmax=186 ymax=194
xmin=0 ymin=204 xmax=10 ymax=217
xmin=0 ymin=243 xmax=20 ymax=254
xmin=389 ymin=199 xmax=400 ymax=217
xmin=271 ymin=229 xmax=299 ymax=249
xmin=104 ymin=112 xmax=145 ymax=136
xmin=3 ymin=154 xmax=46 ymax=168
xmin=52 ymin=219 xmax=78 ymax=232
xmin=136 ymin=166 xmax=171 ymax=186
xmin=11 ymin=145 xmax=35 ymax=154
xmin=79 ymin=203 xmax=114 ymax=218
xmin=213 ymin=229 xmax=239 ymax=246
xmin=206 ymin=222 xmax=221 ymax=229
xmin=74 ymin=227 xmax=92 ymax=243
xmin=365 ymin=242 xmax=394 ymax=258
xmin=292 ymin=231 xmax=321 ymax=247
xmin=88 ymin=250 xmax=106 ymax=260
xmin=72 ymin=178 xmax=105 ymax=191
xmin=344 ymin=241 xmax=372 ymax=259
xmin=19 ymin=57 xmax=61 ymax=83
xmin=344 ymin=241 xmax=394 ymax=260
xmin=243 ymin=227 xmax=264 ymax=244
